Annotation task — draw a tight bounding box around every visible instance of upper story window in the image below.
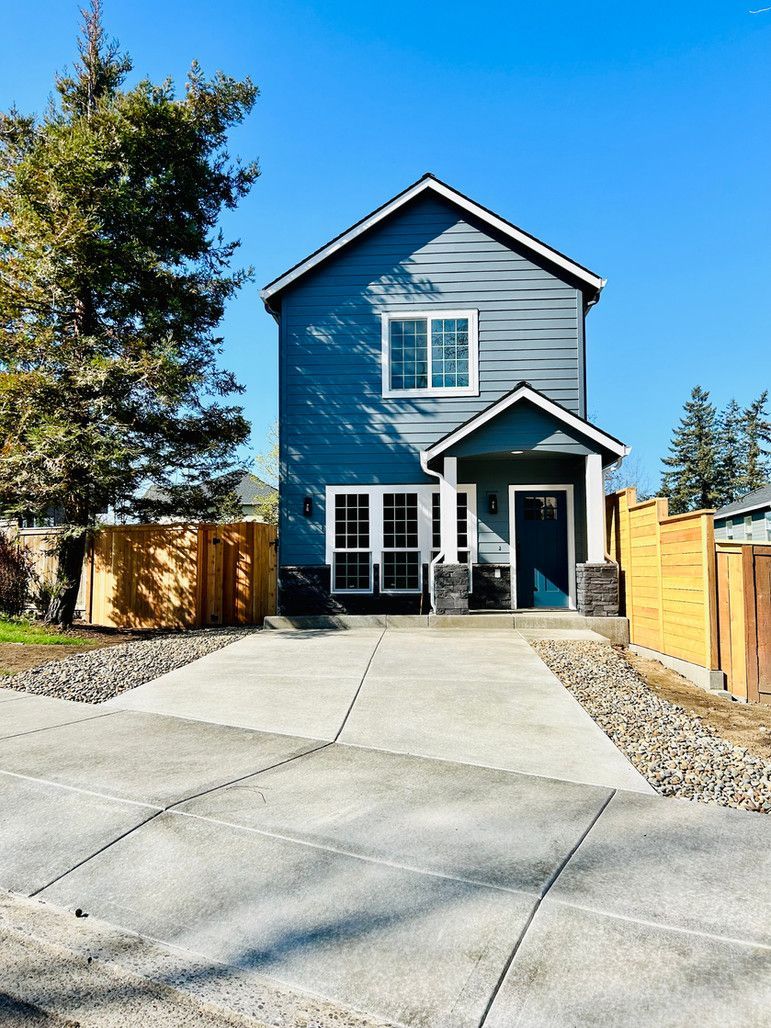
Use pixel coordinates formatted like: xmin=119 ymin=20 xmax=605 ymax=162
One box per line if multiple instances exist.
xmin=381 ymin=310 xmax=479 ymax=399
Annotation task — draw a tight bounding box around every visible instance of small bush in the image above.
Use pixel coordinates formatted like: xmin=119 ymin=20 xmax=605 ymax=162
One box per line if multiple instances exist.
xmin=0 ymin=534 xmax=33 ymax=617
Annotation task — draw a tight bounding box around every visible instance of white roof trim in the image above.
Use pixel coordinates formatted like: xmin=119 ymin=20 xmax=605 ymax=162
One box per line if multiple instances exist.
xmin=261 ymin=175 xmax=606 ymax=305
xmin=715 ymin=500 xmax=771 ymax=519
xmin=423 ymin=383 xmax=629 ymax=461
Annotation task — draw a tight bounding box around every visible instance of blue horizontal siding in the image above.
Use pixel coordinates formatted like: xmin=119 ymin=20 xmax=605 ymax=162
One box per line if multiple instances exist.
xmin=278 ymin=192 xmax=594 ymax=566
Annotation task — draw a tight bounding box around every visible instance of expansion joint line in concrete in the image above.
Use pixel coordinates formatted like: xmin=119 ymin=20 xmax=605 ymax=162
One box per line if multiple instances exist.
xmin=26 ymin=743 xmax=332 ymax=899
xmin=476 ymin=788 xmax=617 ymax=1027
xmin=333 ymin=627 xmax=388 ymax=743
xmin=0 ymin=708 xmax=121 ymax=745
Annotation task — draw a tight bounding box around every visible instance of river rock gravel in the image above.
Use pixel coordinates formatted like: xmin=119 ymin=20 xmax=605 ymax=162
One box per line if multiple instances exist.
xmin=532 ymin=639 xmax=771 ymax=814
xmin=2 ymin=628 xmax=256 ymax=704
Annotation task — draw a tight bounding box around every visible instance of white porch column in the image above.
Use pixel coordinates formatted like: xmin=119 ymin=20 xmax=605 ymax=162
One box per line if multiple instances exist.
xmin=585 ymin=453 xmax=605 ymax=563
xmin=440 ymin=456 xmax=458 ymax=562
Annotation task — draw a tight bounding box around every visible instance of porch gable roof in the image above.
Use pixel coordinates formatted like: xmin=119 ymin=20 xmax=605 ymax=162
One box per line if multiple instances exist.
xmin=422 ymin=383 xmax=629 ymax=464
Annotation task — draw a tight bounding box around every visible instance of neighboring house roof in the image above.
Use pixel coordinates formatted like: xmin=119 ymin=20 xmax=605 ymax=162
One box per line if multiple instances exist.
xmin=142 ymin=472 xmax=275 ymax=510
xmin=261 ymin=173 xmax=606 ymax=311
xmin=421 ymin=382 xmax=629 ymax=465
xmin=715 ymin=484 xmax=771 ymax=520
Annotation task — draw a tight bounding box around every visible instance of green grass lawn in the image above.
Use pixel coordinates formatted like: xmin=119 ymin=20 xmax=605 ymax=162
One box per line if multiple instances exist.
xmin=0 ymin=618 xmax=82 ymax=646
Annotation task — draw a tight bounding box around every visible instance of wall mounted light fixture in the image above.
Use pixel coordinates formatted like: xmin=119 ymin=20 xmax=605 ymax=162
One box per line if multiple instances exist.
xmin=303 ymin=496 xmax=313 ymax=517
xmin=488 ymin=493 xmax=498 ymax=516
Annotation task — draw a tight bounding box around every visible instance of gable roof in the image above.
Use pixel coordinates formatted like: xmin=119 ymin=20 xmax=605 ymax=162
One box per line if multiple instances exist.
xmin=715 ymin=483 xmax=771 ymax=519
xmin=261 ymin=173 xmax=606 ymax=311
xmin=421 ymin=382 xmax=628 ymax=464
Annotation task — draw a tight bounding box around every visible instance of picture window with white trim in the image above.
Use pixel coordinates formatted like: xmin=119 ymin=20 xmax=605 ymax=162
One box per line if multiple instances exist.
xmin=383 ymin=311 xmax=478 ymax=398
xmin=332 ymin=494 xmax=372 ymax=592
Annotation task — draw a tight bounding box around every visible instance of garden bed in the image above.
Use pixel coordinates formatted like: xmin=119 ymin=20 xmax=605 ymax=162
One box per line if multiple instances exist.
xmin=532 ymin=640 xmax=771 ymax=814
xmin=1 ymin=626 xmax=256 ymax=703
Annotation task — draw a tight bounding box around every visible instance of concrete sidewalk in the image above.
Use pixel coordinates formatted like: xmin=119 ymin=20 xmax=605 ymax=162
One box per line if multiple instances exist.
xmin=0 ymin=629 xmax=769 ymax=1026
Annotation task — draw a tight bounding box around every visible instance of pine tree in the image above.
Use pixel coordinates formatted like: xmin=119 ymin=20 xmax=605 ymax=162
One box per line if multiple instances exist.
xmin=0 ymin=1 xmax=259 ymax=624
xmin=660 ymin=386 xmax=720 ymax=513
xmin=717 ymin=398 xmax=744 ymax=506
xmin=741 ymin=391 xmax=771 ymax=493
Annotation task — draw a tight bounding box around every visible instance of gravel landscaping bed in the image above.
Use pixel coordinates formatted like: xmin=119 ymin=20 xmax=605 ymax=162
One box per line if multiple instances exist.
xmin=1 ymin=628 xmax=256 ymax=704
xmin=533 ymin=639 xmax=771 ymax=814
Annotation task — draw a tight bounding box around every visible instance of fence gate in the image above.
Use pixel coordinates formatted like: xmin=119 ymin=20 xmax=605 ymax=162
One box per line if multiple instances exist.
xmin=198 ymin=522 xmax=276 ymax=627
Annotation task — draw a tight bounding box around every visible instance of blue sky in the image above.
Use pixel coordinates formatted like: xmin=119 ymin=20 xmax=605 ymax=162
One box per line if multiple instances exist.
xmin=2 ymin=1 xmax=769 ymax=489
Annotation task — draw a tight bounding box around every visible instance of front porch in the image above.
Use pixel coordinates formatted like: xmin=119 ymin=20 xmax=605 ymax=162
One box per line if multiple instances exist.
xmin=422 ymin=383 xmax=628 ymax=618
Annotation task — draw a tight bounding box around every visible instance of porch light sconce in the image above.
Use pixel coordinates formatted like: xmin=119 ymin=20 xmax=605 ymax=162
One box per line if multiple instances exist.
xmin=487 ymin=493 xmax=498 ymax=516
xmin=303 ymin=496 xmax=313 ymax=517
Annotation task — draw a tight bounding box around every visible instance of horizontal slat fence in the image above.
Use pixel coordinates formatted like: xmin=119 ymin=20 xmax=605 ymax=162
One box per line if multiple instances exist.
xmin=606 ymin=489 xmax=718 ymax=671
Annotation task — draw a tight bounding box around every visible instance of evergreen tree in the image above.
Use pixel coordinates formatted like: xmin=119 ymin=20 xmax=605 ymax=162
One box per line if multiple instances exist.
xmin=0 ymin=2 xmax=259 ymax=624
xmin=717 ymin=398 xmax=743 ymax=506
xmin=741 ymin=390 xmax=771 ymax=492
xmin=660 ymin=386 xmax=720 ymax=513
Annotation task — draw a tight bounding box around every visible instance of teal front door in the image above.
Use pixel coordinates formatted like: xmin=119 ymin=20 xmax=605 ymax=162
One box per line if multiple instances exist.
xmin=513 ymin=491 xmax=570 ymax=608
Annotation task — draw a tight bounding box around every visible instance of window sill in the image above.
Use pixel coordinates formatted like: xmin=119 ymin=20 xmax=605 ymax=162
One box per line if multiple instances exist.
xmin=382 ymin=386 xmax=480 ymax=400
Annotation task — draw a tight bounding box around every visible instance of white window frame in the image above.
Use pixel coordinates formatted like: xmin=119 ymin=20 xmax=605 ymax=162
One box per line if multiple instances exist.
xmin=328 ymin=491 xmax=374 ymax=594
xmin=325 ymin=484 xmax=477 ymax=595
xmin=381 ymin=309 xmax=479 ymax=399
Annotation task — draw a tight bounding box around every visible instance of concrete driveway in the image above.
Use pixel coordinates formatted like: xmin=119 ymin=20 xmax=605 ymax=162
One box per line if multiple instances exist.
xmin=1 ymin=628 xmax=769 ymax=1026
xmin=106 ymin=627 xmax=649 ymax=792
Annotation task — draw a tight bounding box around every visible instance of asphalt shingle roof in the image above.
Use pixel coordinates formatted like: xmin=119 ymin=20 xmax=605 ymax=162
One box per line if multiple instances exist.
xmin=715 ymin=483 xmax=771 ymax=519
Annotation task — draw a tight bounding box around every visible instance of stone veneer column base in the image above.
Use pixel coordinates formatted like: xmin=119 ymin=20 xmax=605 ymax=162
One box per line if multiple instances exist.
xmin=576 ymin=561 xmax=619 ymax=617
xmin=434 ymin=563 xmax=470 ymax=616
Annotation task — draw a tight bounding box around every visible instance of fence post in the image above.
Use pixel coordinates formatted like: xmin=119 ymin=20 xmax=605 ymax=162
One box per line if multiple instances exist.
xmin=702 ymin=513 xmax=719 ymax=671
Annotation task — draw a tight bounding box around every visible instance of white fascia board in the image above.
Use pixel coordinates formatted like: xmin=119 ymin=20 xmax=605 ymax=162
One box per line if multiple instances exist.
xmin=715 ymin=501 xmax=771 ymax=520
xmin=261 ymin=177 xmax=605 ymax=305
xmin=423 ymin=384 xmax=629 ymax=462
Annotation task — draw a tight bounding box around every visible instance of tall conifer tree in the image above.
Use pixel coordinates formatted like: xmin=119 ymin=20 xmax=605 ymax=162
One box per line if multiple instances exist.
xmin=661 ymin=386 xmax=720 ymax=513
xmin=741 ymin=391 xmax=771 ymax=492
xmin=717 ymin=398 xmax=743 ymax=506
xmin=0 ymin=2 xmax=259 ymax=623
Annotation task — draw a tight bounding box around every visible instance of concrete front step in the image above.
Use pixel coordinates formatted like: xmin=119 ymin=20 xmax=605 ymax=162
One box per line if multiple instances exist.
xmin=264 ymin=613 xmax=629 ymax=644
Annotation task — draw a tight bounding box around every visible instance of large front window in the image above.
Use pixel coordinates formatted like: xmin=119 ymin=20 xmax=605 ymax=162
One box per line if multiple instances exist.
xmin=382 ymin=492 xmax=421 ymax=592
xmin=326 ymin=485 xmax=477 ymax=594
xmin=331 ymin=493 xmax=372 ymax=592
xmin=382 ymin=310 xmax=479 ymax=398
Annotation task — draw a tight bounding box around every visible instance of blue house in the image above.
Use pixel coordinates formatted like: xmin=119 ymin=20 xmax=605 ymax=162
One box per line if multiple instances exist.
xmin=262 ymin=175 xmax=628 ymax=616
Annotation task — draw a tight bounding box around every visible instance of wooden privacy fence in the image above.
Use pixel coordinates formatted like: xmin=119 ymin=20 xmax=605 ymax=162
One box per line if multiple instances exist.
xmin=606 ymin=488 xmax=718 ymax=672
xmin=4 ymin=527 xmax=89 ymax=613
xmin=87 ymin=522 xmax=277 ymax=629
xmin=607 ymin=488 xmax=771 ymax=703
xmin=715 ymin=543 xmax=771 ymax=703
